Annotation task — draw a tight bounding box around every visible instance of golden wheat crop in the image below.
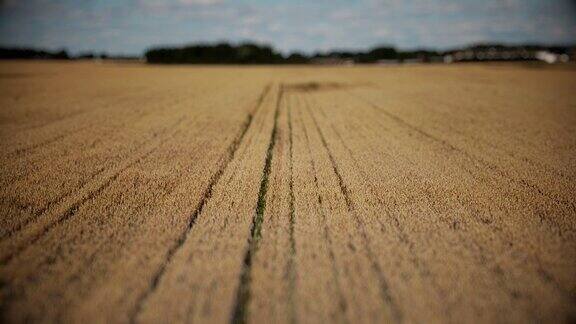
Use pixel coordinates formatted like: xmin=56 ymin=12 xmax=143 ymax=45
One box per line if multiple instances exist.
xmin=0 ymin=61 xmax=575 ymax=323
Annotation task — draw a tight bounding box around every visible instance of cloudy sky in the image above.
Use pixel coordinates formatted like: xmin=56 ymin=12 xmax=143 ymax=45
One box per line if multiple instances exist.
xmin=1 ymin=0 xmax=575 ymax=55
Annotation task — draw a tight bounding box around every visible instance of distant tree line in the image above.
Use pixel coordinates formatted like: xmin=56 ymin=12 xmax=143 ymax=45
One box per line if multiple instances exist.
xmin=145 ymin=42 xmax=574 ymax=64
xmin=0 ymin=47 xmax=70 ymax=60
xmin=308 ymin=47 xmax=443 ymax=63
xmin=143 ymin=43 xmax=435 ymax=64
xmin=145 ymin=43 xmax=284 ymax=64
xmin=0 ymin=47 xmax=139 ymax=61
xmin=2 ymin=43 xmax=574 ymax=64
xmin=143 ymin=42 xmax=450 ymax=64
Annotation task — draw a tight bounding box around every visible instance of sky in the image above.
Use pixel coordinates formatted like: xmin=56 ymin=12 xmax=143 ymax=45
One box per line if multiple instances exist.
xmin=0 ymin=0 xmax=575 ymax=55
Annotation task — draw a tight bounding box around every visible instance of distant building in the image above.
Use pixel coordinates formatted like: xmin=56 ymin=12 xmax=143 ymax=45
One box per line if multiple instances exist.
xmin=535 ymin=51 xmax=569 ymax=64
xmin=444 ymin=45 xmax=573 ymax=64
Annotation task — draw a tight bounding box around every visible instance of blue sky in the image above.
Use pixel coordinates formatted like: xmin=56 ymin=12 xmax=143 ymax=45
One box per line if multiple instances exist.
xmin=1 ymin=0 xmax=575 ymax=55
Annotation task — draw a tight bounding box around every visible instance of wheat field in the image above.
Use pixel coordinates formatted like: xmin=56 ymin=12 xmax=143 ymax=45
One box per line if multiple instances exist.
xmin=0 ymin=61 xmax=575 ymax=323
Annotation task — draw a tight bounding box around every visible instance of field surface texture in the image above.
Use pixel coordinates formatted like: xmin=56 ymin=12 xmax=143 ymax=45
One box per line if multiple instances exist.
xmin=0 ymin=61 xmax=575 ymax=323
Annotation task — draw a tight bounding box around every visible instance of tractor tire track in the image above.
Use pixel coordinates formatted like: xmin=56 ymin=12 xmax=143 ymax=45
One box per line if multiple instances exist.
xmin=130 ymin=83 xmax=271 ymax=323
xmin=231 ymin=84 xmax=281 ymax=324
xmin=305 ymin=103 xmax=403 ymax=322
